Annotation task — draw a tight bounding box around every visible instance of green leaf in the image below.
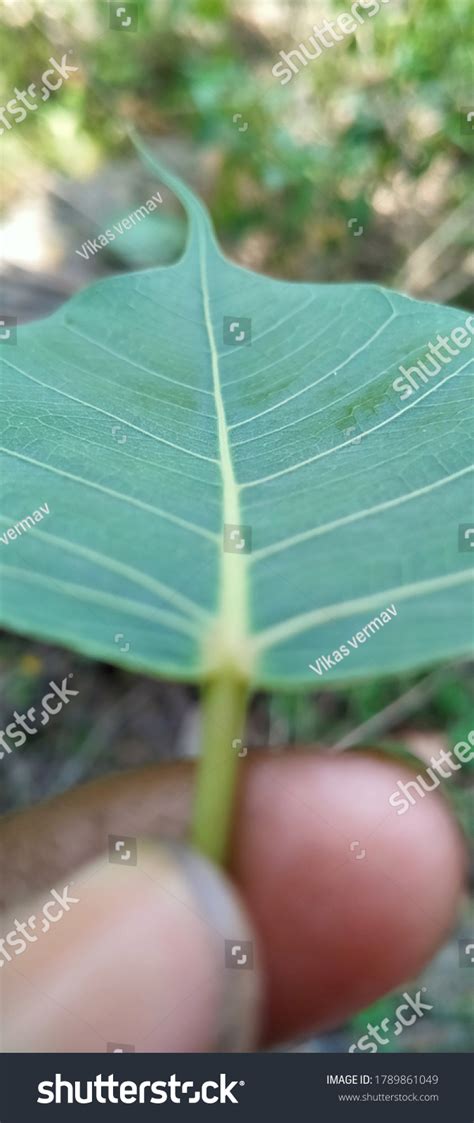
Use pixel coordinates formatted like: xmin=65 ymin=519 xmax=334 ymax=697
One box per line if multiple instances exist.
xmin=1 ymin=147 xmax=473 ymax=691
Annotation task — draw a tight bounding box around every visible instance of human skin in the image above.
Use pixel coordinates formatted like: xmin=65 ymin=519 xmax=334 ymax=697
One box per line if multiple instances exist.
xmin=0 ymin=750 xmax=466 ymax=1051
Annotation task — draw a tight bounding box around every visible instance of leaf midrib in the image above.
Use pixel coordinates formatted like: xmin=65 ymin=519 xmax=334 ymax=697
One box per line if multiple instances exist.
xmin=197 ymin=224 xmax=251 ymax=679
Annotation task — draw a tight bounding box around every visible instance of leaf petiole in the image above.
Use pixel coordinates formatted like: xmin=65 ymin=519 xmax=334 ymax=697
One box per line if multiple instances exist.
xmin=191 ymin=674 xmax=248 ymax=867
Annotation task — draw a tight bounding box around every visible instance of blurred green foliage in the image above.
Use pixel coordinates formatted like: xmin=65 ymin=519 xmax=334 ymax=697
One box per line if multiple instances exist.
xmin=1 ymin=0 xmax=472 ymax=294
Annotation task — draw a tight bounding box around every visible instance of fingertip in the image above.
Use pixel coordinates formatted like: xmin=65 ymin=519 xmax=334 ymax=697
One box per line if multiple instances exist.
xmin=230 ymin=750 xmax=466 ymax=1044
xmin=2 ymin=840 xmax=263 ymax=1053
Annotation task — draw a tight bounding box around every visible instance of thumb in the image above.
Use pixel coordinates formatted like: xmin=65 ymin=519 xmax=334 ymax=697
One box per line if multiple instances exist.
xmin=1 ymin=839 xmax=263 ymax=1052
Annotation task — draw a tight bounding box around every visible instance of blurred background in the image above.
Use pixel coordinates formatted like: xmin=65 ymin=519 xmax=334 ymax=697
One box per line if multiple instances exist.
xmin=0 ymin=0 xmax=473 ymax=1052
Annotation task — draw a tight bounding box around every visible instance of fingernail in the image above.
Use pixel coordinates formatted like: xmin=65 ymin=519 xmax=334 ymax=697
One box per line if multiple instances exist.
xmin=167 ymin=842 xmax=264 ymax=1051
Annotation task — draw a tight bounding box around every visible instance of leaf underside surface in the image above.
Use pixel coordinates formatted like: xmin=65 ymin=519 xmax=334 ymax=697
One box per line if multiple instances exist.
xmin=1 ymin=150 xmax=473 ymax=688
